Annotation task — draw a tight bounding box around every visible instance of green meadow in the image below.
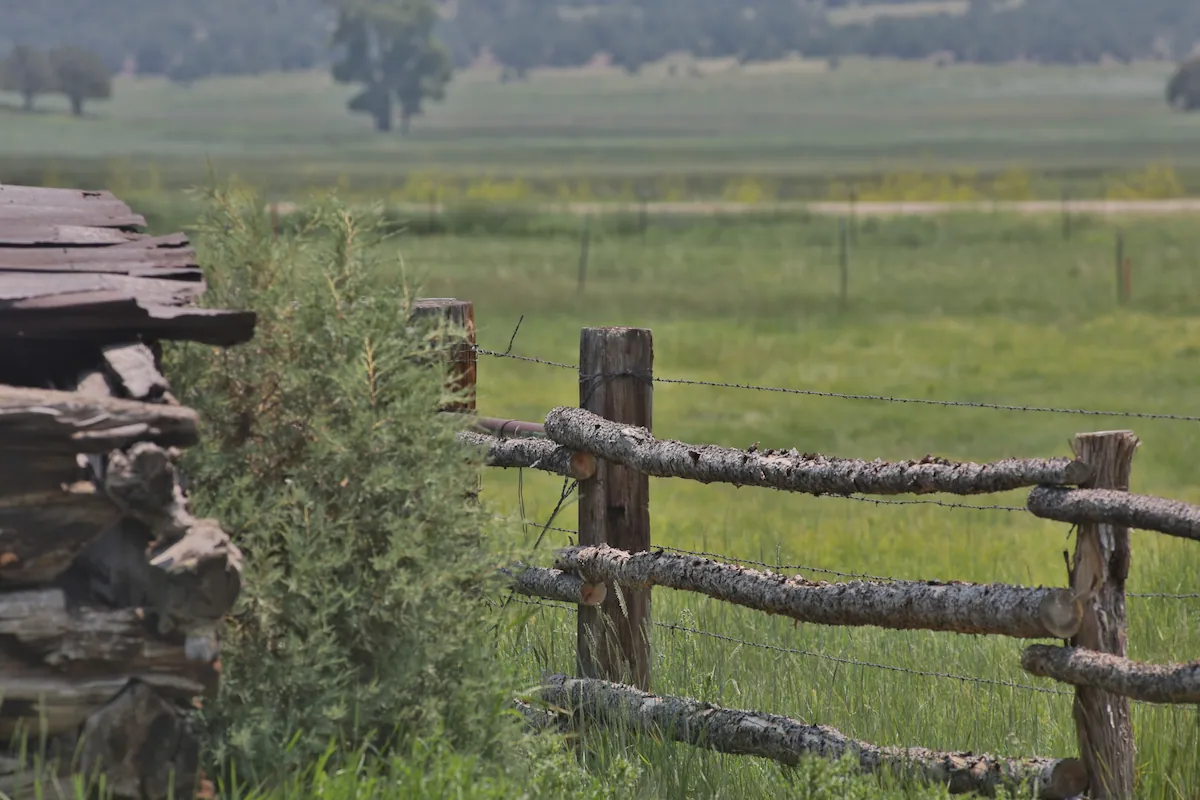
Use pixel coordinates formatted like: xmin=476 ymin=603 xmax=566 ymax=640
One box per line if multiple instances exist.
xmin=377 ymin=209 xmax=1200 ymax=797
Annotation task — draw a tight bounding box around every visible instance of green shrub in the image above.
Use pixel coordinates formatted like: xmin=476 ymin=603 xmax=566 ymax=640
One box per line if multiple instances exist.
xmin=166 ymin=185 xmax=518 ymax=783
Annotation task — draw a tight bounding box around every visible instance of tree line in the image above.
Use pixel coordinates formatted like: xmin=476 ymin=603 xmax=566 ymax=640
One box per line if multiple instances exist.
xmin=1 ymin=45 xmax=111 ymax=115
xmin=6 ymin=1 xmax=1200 ymax=84
xmin=6 ymin=0 xmax=1200 ymax=132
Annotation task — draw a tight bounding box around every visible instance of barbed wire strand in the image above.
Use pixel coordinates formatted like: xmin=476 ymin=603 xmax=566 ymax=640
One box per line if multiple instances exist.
xmin=506 ymin=597 xmax=1070 ymax=697
xmin=474 ymin=346 xmax=1200 ymax=423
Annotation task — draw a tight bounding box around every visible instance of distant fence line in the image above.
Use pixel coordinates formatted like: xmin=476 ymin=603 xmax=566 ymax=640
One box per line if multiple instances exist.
xmin=412 ymin=298 xmax=1197 ymax=800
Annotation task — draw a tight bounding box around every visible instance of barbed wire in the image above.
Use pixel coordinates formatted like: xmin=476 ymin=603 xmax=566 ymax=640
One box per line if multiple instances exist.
xmin=505 ymin=598 xmax=1070 ymax=697
xmin=823 ymin=495 xmax=1028 ymax=512
xmin=655 ymin=621 xmax=1073 ymax=696
xmin=474 ymin=346 xmax=1200 ymax=423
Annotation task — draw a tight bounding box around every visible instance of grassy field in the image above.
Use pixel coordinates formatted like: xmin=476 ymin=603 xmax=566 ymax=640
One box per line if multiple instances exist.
xmin=358 ymin=209 xmax=1200 ymax=798
xmin=3 ymin=59 xmax=1199 ymax=199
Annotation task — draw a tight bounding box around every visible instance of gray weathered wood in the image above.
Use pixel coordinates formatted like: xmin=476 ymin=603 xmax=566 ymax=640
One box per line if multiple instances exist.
xmin=0 ymin=223 xmax=144 ymax=247
xmin=0 ymin=204 xmax=146 ymax=229
xmin=0 ymin=484 xmax=122 ymax=585
xmin=77 ymin=681 xmax=200 ymax=800
xmin=1029 ymin=485 xmax=1200 ymax=544
xmin=102 ymin=344 xmax=171 ymax=400
xmin=0 ymin=185 xmax=135 ymax=214
xmin=556 ymin=545 xmax=1082 ymax=639
xmin=539 ymin=674 xmax=1087 ymax=799
xmin=409 ymin=298 xmax=476 ymax=412
xmin=578 ymin=328 xmax=653 ymax=691
xmin=1067 ymin=431 xmax=1138 ymax=800
xmin=0 ymin=385 xmax=199 ymax=452
xmin=505 ymin=565 xmax=607 ymax=606
xmin=0 ymin=273 xmax=206 ymax=308
xmin=545 ymin=407 xmax=1091 ymax=496
xmin=458 ymin=430 xmax=596 ymax=480
xmin=1022 ymin=645 xmax=1200 ymax=705
xmin=0 ymin=588 xmax=218 ymax=737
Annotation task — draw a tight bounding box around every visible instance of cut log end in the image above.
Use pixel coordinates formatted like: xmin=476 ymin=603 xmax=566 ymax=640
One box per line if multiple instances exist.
xmin=570 ymin=452 xmax=598 ymax=481
xmin=580 ymin=581 xmax=607 ymax=606
xmin=1038 ymin=589 xmax=1084 ymax=640
xmin=1043 ymin=758 xmax=1089 ymax=800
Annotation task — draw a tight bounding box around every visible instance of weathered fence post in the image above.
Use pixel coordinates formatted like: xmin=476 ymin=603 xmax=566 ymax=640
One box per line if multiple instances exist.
xmin=1069 ymin=430 xmax=1139 ymax=799
xmin=1115 ymin=230 xmax=1127 ymax=306
xmin=577 ymin=327 xmax=653 ymax=690
xmin=409 ymin=298 xmax=477 ymax=412
xmin=838 ymin=217 xmax=850 ymax=310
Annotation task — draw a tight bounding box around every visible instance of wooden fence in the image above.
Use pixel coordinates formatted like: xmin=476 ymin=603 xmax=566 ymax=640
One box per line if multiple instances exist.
xmin=416 ymin=297 xmax=1198 ymax=800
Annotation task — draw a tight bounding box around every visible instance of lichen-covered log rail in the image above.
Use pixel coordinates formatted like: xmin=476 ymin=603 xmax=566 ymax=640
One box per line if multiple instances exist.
xmin=555 ymin=545 xmax=1082 ymax=639
xmin=545 ymin=407 xmax=1090 ymax=496
xmin=504 ymin=564 xmax=607 ymax=606
xmin=1028 ymin=486 xmax=1200 ymax=544
xmin=458 ymin=430 xmax=596 ymax=480
xmin=1022 ymin=645 xmax=1200 ymax=705
xmin=538 ymin=674 xmax=1087 ymax=799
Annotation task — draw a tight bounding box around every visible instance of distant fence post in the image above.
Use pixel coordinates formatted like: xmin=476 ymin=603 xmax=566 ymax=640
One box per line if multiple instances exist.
xmin=1069 ymin=430 xmax=1139 ymax=800
xmin=838 ymin=217 xmax=850 ymax=310
xmin=1061 ymin=187 xmax=1071 ymax=241
xmin=577 ymin=216 xmax=592 ymax=296
xmin=1115 ymin=230 xmax=1127 ymax=306
xmin=409 ymin=298 xmax=477 ymax=412
xmin=577 ymin=327 xmax=653 ymax=690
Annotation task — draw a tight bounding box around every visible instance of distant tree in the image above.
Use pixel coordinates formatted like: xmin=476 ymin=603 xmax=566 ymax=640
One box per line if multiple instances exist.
xmin=331 ymin=0 xmax=453 ymax=134
xmin=1167 ymin=57 xmax=1200 ymax=110
xmin=0 ymin=45 xmax=57 ymax=112
xmin=49 ymin=47 xmax=112 ymax=116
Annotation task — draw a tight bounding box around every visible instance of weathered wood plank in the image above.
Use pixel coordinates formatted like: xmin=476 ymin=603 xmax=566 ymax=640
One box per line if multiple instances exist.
xmin=0 ymin=205 xmax=145 ymax=230
xmin=545 ymin=407 xmax=1091 ymax=497
xmin=0 ymin=273 xmax=206 ymax=307
xmin=0 ymin=245 xmax=199 ymax=275
xmin=0 ymin=224 xmax=144 ymax=247
xmin=0 ymin=304 xmax=257 ymax=347
xmin=0 ymin=385 xmax=199 ymax=452
xmin=0 ymin=484 xmax=121 ymax=585
xmin=0 ymin=185 xmax=132 ymax=212
xmin=539 ymin=674 xmax=1087 ymax=799
xmin=556 ymin=545 xmax=1083 ymax=639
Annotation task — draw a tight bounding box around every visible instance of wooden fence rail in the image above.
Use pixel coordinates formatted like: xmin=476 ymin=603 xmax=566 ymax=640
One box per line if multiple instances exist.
xmin=555 ymin=544 xmax=1083 ymax=639
xmin=544 ymin=406 xmax=1092 ymax=496
xmin=420 ymin=297 xmax=1199 ymax=800
xmin=458 ymin=430 xmax=596 ymax=480
xmin=1028 ymin=485 xmax=1200 ymax=543
xmin=536 ymin=674 xmax=1088 ymax=800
